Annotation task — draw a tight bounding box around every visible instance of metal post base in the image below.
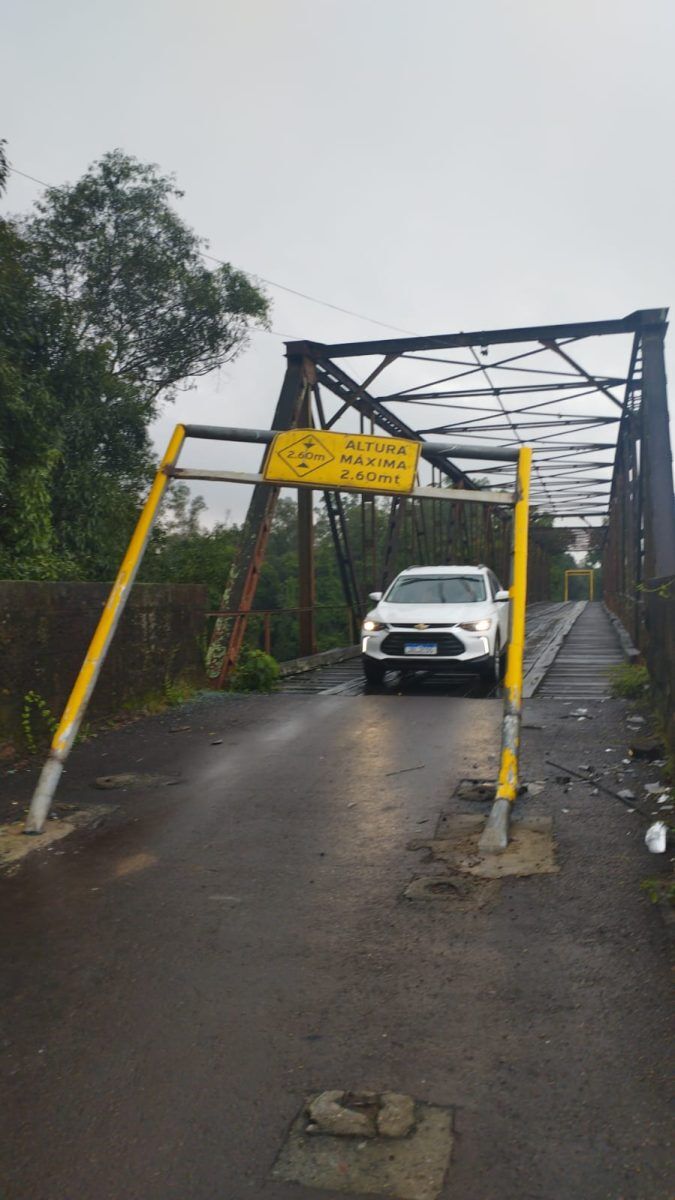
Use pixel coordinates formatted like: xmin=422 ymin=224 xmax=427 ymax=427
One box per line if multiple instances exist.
xmin=24 ymin=756 xmax=64 ymax=835
xmin=478 ymin=798 xmax=511 ymax=854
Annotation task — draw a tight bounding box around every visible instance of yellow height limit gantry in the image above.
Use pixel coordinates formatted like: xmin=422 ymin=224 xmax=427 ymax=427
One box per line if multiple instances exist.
xmin=24 ymin=423 xmax=530 ymax=854
xmin=564 ymin=568 xmax=595 ymax=601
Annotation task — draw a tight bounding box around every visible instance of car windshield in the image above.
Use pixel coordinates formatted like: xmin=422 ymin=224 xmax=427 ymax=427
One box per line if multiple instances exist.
xmin=385 ymin=575 xmax=486 ymax=604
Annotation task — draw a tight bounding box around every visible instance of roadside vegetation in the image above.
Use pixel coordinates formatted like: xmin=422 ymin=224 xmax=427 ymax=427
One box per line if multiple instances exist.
xmin=0 ymin=140 xmax=268 ymax=582
xmin=228 ymin=650 xmax=280 ymax=694
xmin=609 ymin=660 xmax=675 ymax=906
xmin=609 ymin=662 xmax=651 ymax=701
xmin=610 ymin=661 xmax=673 ymax=778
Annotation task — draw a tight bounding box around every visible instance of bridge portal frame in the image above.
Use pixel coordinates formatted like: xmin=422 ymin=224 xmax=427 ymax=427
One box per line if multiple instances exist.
xmin=564 ymin=569 xmax=596 ymax=602
xmin=24 ymin=424 xmax=531 ymax=854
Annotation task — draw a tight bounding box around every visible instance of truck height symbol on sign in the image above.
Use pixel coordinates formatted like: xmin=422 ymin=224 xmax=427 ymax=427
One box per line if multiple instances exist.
xmin=277 ymin=433 xmax=336 ymax=477
xmin=264 ymin=429 xmax=421 ymax=495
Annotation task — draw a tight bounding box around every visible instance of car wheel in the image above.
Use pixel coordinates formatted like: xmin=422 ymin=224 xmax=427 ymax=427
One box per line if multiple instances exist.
xmin=362 ymin=655 xmax=386 ymax=684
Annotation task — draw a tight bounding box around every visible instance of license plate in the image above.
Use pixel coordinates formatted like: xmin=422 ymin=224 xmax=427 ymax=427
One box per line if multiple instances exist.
xmin=404 ymin=642 xmax=438 ymax=655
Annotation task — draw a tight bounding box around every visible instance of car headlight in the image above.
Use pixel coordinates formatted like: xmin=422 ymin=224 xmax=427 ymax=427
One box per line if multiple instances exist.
xmin=362 ymin=620 xmax=386 ymax=632
xmin=458 ymin=619 xmax=493 ymax=632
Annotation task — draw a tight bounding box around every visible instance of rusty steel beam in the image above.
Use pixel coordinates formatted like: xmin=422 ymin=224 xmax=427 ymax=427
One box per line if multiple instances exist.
xmin=540 ymin=341 xmax=624 ymax=410
xmin=379 ymin=378 xmax=628 ymax=402
xmin=287 ymin=309 xmax=666 ymax=360
xmin=312 ymin=355 xmax=478 ymax=486
xmin=205 ymin=355 xmax=312 ymax=685
xmin=641 ymin=324 xmax=675 ymax=579
xmin=361 ymin=353 xmax=399 ymax=390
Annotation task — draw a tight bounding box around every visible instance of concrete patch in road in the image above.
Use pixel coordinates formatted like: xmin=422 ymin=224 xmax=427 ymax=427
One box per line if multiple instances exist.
xmin=455 ymin=778 xmax=496 ymax=803
xmin=93 ymin=772 xmax=180 ymax=790
xmin=403 ymin=872 xmax=500 ymax=909
xmin=410 ymin=813 xmax=558 ymax=879
xmin=0 ymin=806 xmax=113 ymax=874
xmin=113 ymin=851 xmax=159 ymax=878
xmin=454 ymin=778 xmax=543 ymax=803
xmin=272 ymin=1091 xmax=453 ymax=1200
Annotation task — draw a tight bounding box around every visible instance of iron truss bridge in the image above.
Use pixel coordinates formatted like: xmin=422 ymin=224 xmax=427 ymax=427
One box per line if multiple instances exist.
xmin=206 ymin=308 xmax=674 ymax=689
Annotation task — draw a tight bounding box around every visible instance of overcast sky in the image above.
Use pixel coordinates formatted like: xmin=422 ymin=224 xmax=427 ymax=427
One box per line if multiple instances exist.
xmin=3 ymin=0 xmax=674 ymax=522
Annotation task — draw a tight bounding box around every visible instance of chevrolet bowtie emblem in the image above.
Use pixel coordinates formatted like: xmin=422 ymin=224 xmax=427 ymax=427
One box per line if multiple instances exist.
xmin=414 ymin=623 xmax=429 ymax=630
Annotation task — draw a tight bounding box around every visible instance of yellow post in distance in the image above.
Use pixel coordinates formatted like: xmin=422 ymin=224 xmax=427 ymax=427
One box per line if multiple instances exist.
xmin=479 ymin=445 xmax=532 ymax=853
xmin=24 ymin=424 xmax=187 ymax=834
xmin=564 ymin=568 xmax=594 ymax=602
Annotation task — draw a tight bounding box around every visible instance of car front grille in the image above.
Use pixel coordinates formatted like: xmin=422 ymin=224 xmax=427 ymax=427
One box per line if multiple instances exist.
xmin=380 ymin=631 xmax=464 ymax=657
xmin=388 ymin=623 xmax=450 ymax=629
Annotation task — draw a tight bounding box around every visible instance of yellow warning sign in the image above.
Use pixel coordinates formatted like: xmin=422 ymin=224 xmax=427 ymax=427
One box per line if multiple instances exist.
xmin=263 ymin=429 xmax=420 ymax=494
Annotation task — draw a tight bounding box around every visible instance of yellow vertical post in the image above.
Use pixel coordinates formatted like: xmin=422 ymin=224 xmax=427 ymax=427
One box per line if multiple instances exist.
xmin=565 ymin=568 xmax=593 ymax=601
xmin=24 ymin=425 xmax=187 ymax=834
xmin=479 ymin=446 xmax=532 ymax=853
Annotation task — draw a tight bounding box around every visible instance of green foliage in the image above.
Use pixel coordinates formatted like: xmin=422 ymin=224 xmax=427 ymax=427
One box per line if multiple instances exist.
xmin=637 ymin=578 xmax=675 ymax=599
xmin=161 ymin=483 xmax=207 ymax=536
xmin=21 ymin=691 xmax=58 ymax=752
xmin=0 ymin=147 xmax=269 ymax=582
xmin=141 ymin=501 xmax=239 ymax=609
xmin=609 ymin=662 xmax=651 ymax=700
xmin=0 ymin=212 xmax=64 ymax=577
xmin=228 ymin=649 xmax=280 ymax=693
xmin=640 ymin=877 xmax=675 ymax=906
xmin=19 ymin=690 xmax=97 ymax=751
xmin=162 ymin=676 xmax=200 ymax=706
xmin=18 ymin=150 xmax=270 ymax=407
xmin=114 ymin=669 xmax=201 ymax=717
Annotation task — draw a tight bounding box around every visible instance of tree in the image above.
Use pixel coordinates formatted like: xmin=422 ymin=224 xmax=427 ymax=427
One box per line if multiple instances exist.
xmin=140 ymin=485 xmax=241 ymax=631
xmin=0 ymin=148 xmax=270 ymax=579
xmin=18 ymin=150 xmax=269 ymax=410
xmin=160 ymin=483 xmax=207 ymax=537
xmin=0 ymin=148 xmax=65 ymax=577
xmin=0 ymin=217 xmax=155 ymax=577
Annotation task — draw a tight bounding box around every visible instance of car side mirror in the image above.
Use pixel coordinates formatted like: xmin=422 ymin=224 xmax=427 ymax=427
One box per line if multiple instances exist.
xmin=495 ymin=590 xmax=510 ymax=602
xmin=369 ymin=591 xmax=383 ymax=602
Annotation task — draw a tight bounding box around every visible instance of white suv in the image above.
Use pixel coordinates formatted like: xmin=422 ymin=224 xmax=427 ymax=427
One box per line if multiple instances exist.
xmin=361 ymin=564 xmax=510 ymax=685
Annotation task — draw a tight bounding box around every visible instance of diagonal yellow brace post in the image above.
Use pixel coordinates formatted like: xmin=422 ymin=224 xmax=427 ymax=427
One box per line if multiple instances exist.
xmin=479 ymin=446 xmax=532 ymax=853
xmin=24 ymin=425 xmax=186 ymax=835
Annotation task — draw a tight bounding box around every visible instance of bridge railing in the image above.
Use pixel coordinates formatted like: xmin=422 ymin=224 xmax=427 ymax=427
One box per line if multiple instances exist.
xmin=602 ymin=317 xmax=675 ymax=750
xmin=205 ymin=605 xmax=357 ymax=664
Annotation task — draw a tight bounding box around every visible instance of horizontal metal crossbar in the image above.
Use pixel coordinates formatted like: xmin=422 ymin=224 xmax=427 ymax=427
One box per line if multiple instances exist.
xmin=181 ymin=424 xmax=521 ymax=462
xmin=166 ymin=466 xmax=515 ymax=505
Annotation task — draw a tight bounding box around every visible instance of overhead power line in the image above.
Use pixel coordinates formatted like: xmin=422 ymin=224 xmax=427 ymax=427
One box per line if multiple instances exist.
xmin=7 ymin=165 xmax=415 ymax=338
xmin=200 ymin=249 xmax=414 ymax=335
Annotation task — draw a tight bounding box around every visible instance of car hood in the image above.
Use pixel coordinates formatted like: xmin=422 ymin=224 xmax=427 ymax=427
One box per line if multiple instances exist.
xmin=370 ymin=601 xmax=495 ymax=625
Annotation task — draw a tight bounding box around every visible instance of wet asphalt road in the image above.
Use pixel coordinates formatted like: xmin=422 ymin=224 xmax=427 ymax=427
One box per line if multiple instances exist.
xmin=1 ymin=688 xmax=673 ymax=1199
